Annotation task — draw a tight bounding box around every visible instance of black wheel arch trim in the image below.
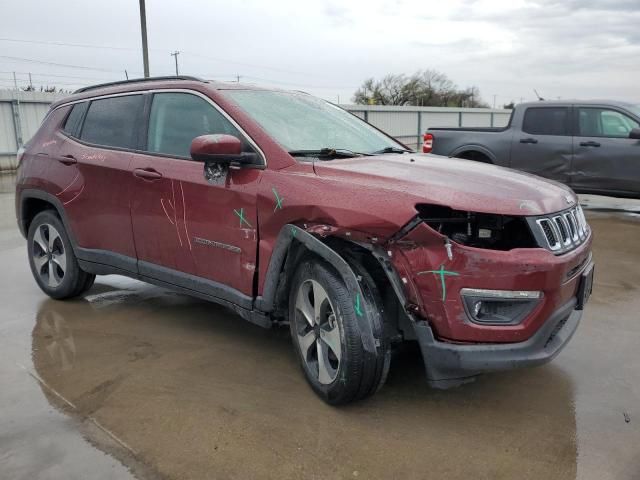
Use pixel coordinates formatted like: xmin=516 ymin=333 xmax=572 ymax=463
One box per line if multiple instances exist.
xmin=450 ymin=145 xmax=496 ymax=163
xmin=19 ymin=189 xmax=79 ymax=245
xmin=257 ymin=224 xmax=378 ymax=353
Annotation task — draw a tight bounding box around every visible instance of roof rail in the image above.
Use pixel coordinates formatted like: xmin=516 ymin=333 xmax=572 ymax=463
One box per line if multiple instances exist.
xmin=74 ymin=75 xmax=205 ymax=94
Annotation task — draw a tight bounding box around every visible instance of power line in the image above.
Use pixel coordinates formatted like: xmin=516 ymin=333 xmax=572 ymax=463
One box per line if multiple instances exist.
xmin=0 ymin=71 xmax=119 ymax=81
xmin=0 ymin=37 xmax=138 ymax=51
xmin=0 ymin=54 xmax=140 ymax=74
xmin=0 ymin=37 xmax=313 ymax=77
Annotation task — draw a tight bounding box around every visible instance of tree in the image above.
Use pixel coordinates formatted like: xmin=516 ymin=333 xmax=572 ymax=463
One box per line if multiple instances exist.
xmin=353 ymin=69 xmax=488 ymax=107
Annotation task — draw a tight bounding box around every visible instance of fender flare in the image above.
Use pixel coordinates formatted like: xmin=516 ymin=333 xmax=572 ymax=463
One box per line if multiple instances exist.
xmin=18 ymin=189 xmax=80 ymax=250
xmin=449 ymin=145 xmax=496 ymax=163
xmin=256 ymin=224 xmax=378 ymax=353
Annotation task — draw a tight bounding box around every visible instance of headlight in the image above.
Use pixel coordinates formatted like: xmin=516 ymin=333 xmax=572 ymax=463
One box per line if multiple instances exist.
xmin=460 ymin=288 xmax=542 ymax=325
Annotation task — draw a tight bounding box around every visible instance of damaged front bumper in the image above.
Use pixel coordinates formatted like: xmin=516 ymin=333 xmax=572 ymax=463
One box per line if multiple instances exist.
xmin=413 ymin=297 xmax=582 ymax=388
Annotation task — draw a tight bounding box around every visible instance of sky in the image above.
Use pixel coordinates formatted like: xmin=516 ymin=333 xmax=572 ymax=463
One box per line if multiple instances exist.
xmin=1 ymin=0 xmax=639 ymax=106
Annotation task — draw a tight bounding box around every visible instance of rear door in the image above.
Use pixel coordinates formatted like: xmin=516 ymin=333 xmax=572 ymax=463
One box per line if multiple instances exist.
xmin=56 ymin=94 xmax=142 ymax=271
xmin=129 ymin=91 xmax=263 ymax=302
xmin=509 ymin=106 xmax=573 ymax=184
xmin=571 ymin=106 xmax=640 ymax=196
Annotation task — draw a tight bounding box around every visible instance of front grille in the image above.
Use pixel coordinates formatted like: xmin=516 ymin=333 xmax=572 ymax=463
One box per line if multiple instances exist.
xmin=532 ymin=205 xmax=589 ymax=254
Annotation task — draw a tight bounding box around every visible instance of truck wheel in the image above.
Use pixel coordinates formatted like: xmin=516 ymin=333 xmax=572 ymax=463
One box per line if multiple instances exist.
xmin=289 ymin=258 xmax=390 ymax=405
xmin=27 ymin=210 xmax=96 ymax=300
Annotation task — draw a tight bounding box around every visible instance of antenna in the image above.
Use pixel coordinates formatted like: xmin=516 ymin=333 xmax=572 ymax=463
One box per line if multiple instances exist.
xmin=533 ymin=89 xmax=544 ymax=101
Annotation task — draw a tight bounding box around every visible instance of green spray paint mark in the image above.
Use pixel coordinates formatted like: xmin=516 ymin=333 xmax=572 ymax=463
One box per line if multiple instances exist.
xmin=417 ymin=265 xmax=459 ymax=301
xmin=291 ymin=226 xmax=297 ymax=237
xmin=234 ymin=208 xmax=252 ymax=228
xmin=272 ymin=187 xmax=284 ymax=211
xmin=354 ymin=293 xmax=364 ymax=317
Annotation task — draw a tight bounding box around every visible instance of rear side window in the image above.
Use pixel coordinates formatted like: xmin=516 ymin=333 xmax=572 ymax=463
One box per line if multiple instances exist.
xmin=146 ymin=92 xmax=251 ymax=158
xmin=522 ymin=107 xmax=569 ymax=136
xmin=80 ymin=95 xmax=143 ymax=149
xmin=63 ymin=102 xmax=88 ymax=137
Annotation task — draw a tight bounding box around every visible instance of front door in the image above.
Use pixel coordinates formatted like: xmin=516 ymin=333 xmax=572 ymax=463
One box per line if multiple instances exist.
xmin=129 ymin=91 xmax=263 ymax=302
xmin=509 ymin=106 xmax=573 ymax=184
xmin=571 ymin=106 xmax=640 ymax=196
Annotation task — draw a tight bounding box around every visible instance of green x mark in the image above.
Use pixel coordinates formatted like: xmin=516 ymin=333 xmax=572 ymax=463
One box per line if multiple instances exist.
xmin=272 ymin=187 xmax=284 ymax=212
xmin=234 ymin=208 xmax=252 ymax=228
xmin=417 ymin=265 xmax=459 ymax=301
xmin=354 ymin=293 xmax=364 ymax=317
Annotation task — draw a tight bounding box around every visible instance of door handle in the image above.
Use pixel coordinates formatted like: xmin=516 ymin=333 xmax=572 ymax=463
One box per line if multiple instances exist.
xmin=58 ymin=154 xmax=77 ymax=165
xmin=579 ymin=141 xmax=601 ymax=147
xmin=519 ymin=138 xmax=538 ymax=144
xmin=133 ymin=168 xmax=163 ymax=180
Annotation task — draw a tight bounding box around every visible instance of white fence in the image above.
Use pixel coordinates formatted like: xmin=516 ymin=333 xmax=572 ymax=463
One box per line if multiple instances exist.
xmin=0 ymin=89 xmax=512 ymax=170
xmin=0 ymin=90 xmax=66 ymax=170
xmin=345 ymin=104 xmax=512 ymax=150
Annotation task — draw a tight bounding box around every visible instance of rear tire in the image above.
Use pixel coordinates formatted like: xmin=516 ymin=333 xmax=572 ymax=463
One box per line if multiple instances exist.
xmin=27 ymin=210 xmax=96 ymax=300
xmin=289 ymin=258 xmax=390 ymax=405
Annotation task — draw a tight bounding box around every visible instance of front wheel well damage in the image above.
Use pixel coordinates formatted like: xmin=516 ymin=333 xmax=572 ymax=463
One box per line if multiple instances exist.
xmin=267 ymin=232 xmax=406 ymax=343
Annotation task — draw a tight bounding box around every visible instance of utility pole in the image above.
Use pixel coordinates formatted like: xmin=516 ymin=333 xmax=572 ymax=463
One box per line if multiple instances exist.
xmin=13 ymin=71 xmax=18 ymax=91
xmin=235 ymin=75 xmax=241 ymax=83
xmin=125 ymin=70 xmax=129 ymax=80
xmin=138 ymin=0 xmax=150 ymax=77
xmin=171 ymin=51 xmax=180 ymax=76
xmin=493 ymin=94 xmax=497 ymax=109
xmin=28 ymin=73 xmax=33 ymax=90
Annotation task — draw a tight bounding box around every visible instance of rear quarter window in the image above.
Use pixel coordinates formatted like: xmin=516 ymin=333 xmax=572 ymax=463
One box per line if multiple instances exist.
xmin=80 ymin=95 xmax=144 ymax=149
xmin=522 ymin=107 xmax=569 ymax=136
xmin=62 ymin=102 xmax=88 ymax=137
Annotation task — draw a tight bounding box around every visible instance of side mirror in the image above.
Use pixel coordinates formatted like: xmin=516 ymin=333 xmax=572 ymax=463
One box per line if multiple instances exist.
xmin=629 ymin=128 xmax=640 ymax=140
xmin=190 ymin=134 xmax=243 ymax=162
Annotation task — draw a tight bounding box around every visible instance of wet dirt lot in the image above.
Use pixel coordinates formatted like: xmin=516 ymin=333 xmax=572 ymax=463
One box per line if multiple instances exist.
xmin=1 ymin=175 xmax=639 ymax=480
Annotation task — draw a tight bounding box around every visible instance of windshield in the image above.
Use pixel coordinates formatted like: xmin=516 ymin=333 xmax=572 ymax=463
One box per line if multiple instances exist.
xmin=223 ymin=90 xmax=405 ymax=155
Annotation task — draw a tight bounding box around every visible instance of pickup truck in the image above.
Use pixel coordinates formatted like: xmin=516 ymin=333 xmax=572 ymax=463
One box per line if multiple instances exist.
xmin=423 ymin=100 xmax=640 ymax=198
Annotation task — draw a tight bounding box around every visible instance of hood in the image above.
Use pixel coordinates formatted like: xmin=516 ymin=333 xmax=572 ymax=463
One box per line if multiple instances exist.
xmin=313 ymin=153 xmax=576 ymax=217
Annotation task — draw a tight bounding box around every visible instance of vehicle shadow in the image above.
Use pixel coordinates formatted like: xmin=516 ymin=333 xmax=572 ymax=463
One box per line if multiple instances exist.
xmin=31 ymin=278 xmax=578 ymax=480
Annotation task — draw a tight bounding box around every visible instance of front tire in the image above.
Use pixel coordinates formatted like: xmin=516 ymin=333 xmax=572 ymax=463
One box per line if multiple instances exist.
xmin=289 ymin=258 xmax=390 ymax=405
xmin=27 ymin=210 xmax=95 ymax=299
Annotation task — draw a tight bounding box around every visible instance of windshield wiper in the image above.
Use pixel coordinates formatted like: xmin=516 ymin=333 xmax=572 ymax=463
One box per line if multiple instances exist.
xmin=288 ymin=148 xmax=371 ymax=159
xmin=370 ymin=146 xmax=412 ymax=154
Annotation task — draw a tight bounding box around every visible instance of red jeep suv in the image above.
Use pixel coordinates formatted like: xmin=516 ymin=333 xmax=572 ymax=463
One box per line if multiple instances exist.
xmin=16 ymin=76 xmax=594 ymax=404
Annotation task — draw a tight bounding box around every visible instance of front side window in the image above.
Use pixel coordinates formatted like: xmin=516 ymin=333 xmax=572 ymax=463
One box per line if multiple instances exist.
xmin=578 ymin=108 xmax=640 ymax=138
xmin=223 ymin=90 xmax=404 ymax=154
xmin=522 ymin=107 xmax=569 ymax=136
xmin=147 ymin=92 xmax=250 ymax=158
xmin=80 ymin=95 xmax=143 ymax=149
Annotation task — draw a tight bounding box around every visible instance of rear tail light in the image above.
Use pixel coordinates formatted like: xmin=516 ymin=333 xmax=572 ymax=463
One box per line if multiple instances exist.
xmin=422 ymin=133 xmax=433 ymax=153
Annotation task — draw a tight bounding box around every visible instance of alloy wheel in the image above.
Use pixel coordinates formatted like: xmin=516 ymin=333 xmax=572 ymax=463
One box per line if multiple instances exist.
xmin=32 ymin=223 xmax=66 ymax=288
xmin=294 ymin=279 xmax=342 ymax=384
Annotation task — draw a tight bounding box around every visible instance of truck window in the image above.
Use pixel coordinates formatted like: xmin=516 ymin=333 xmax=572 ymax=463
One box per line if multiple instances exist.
xmin=578 ymin=108 xmax=639 ymax=138
xmin=80 ymin=95 xmax=144 ymax=149
xmin=146 ymin=92 xmax=251 ymax=158
xmin=522 ymin=107 xmax=569 ymax=136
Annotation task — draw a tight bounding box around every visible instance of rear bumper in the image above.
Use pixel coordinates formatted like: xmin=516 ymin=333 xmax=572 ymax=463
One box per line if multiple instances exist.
xmin=413 ymin=297 xmax=581 ymax=389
